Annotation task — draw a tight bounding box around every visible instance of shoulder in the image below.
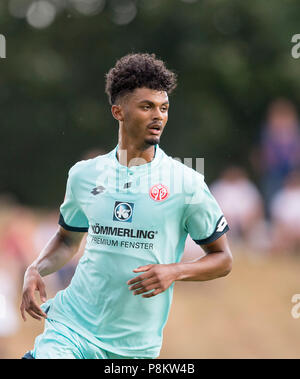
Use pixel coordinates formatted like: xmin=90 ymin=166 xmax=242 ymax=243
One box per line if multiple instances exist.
xmin=69 ymin=158 xmax=92 ymax=178
xmin=162 ymin=153 xmax=205 ymax=195
xmin=68 ymin=151 xmax=111 ymax=181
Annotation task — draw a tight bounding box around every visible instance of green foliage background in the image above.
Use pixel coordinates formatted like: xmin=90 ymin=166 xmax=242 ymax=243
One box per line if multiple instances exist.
xmin=1 ymin=0 xmax=300 ymax=207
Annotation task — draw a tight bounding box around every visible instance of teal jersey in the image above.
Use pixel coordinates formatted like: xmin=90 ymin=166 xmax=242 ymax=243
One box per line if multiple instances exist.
xmin=42 ymin=145 xmax=229 ymax=358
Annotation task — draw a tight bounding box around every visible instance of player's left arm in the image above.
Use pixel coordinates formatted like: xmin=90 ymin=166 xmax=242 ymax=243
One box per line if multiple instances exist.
xmin=127 ymin=234 xmax=232 ymax=298
xmin=174 ymin=234 xmax=232 ymax=281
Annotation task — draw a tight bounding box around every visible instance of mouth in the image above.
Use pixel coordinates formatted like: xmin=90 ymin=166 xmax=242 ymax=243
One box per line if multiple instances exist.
xmin=148 ymin=124 xmax=162 ymax=135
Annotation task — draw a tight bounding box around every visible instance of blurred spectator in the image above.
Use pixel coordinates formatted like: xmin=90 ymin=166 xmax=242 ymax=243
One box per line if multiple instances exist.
xmin=210 ymin=166 xmax=268 ymax=251
xmin=33 ymin=211 xmax=59 ymax=252
xmin=252 ymin=98 xmax=300 ymax=216
xmin=0 ymin=267 xmax=20 ymax=357
xmin=270 ymin=171 xmax=300 ymax=254
xmin=0 ymin=206 xmax=37 ymax=276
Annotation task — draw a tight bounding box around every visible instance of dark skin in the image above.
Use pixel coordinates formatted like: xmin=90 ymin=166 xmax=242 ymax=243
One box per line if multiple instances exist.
xmin=113 ymin=87 xmax=232 ymax=297
xmin=20 ymin=87 xmax=232 ymax=321
xmin=111 ymin=87 xmax=169 ymax=167
xmin=127 ymin=235 xmax=232 ymax=298
xmin=20 ymin=226 xmax=86 ymax=321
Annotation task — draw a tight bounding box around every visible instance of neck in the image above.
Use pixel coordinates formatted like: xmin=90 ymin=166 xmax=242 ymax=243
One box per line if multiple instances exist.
xmin=117 ymin=137 xmax=156 ymax=168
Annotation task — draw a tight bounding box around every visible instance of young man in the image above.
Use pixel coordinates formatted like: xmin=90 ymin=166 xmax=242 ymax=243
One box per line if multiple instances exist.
xmin=20 ymin=53 xmax=232 ymax=359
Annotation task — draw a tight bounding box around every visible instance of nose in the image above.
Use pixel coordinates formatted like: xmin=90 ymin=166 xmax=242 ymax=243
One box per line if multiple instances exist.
xmin=152 ymin=107 xmax=163 ymax=120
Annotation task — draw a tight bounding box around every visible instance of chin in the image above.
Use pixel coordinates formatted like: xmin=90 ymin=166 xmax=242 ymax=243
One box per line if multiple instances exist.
xmin=144 ymin=137 xmax=160 ymax=146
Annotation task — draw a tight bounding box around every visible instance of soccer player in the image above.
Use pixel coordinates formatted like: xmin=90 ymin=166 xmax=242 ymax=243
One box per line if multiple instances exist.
xmin=20 ymin=53 xmax=232 ymax=359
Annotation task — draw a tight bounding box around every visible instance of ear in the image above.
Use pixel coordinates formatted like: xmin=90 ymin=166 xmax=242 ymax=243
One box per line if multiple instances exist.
xmin=111 ymin=105 xmax=124 ymax=122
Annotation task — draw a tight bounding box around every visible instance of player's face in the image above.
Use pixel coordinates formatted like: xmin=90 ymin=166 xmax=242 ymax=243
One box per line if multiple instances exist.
xmin=119 ymin=87 xmax=169 ymax=147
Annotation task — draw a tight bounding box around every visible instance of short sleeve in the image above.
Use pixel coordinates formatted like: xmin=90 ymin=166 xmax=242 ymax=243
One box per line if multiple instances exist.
xmin=184 ymin=179 xmax=229 ymax=246
xmin=58 ymin=167 xmax=89 ymax=232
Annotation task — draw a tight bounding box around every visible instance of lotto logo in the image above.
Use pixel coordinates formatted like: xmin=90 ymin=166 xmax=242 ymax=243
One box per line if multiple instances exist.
xmin=149 ymin=184 xmax=169 ymax=202
xmin=216 ymin=216 xmax=228 ymax=232
xmin=113 ymin=202 xmax=134 ymax=222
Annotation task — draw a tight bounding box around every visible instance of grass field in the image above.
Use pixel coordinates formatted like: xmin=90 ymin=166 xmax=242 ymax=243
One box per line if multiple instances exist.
xmin=2 ymin=251 xmax=300 ymax=359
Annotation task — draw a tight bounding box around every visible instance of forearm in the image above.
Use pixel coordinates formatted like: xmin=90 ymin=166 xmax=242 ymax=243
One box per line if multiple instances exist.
xmin=174 ymin=251 xmax=232 ymax=281
xmin=29 ymin=230 xmax=78 ymax=277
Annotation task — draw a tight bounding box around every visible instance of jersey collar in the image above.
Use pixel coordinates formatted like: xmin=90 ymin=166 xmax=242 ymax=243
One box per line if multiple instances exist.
xmin=112 ymin=144 xmax=163 ymax=174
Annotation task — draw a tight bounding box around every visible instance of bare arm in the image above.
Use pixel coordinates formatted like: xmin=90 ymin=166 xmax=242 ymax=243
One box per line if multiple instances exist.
xmin=175 ymin=234 xmax=232 ymax=281
xmin=30 ymin=226 xmax=85 ymax=276
xmin=127 ymin=235 xmax=232 ymax=298
xmin=20 ymin=226 xmax=86 ymax=321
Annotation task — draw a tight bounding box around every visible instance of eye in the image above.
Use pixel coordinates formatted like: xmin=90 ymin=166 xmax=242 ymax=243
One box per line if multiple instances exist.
xmin=161 ymin=106 xmax=168 ymax=112
xmin=142 ymin=105 xmax=151 ymax=110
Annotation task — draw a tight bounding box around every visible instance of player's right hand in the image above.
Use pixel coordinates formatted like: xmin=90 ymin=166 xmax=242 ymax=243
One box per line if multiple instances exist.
xmin=20 ymin=267 xmax=48 ymax=322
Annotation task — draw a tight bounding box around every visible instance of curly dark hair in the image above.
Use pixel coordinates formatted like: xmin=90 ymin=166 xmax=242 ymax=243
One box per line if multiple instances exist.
xmin=105 ymin=53 xmax=177 ymax=105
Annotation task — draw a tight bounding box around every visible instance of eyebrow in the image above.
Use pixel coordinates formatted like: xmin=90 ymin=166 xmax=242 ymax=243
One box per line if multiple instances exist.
xmin=138 ymin=100 xmax=169 ymax=105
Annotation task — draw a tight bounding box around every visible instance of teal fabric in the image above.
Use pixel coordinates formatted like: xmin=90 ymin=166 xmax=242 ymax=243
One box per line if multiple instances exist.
xmin=40 ymin=145 xmax=228 ymax=358
xmin=32 ymin=319 xmax=145 ymax=359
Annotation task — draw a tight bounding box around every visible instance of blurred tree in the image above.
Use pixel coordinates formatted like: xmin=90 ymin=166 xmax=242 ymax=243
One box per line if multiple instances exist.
xmin=1 ymin=0 xmax=300 ymax=206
